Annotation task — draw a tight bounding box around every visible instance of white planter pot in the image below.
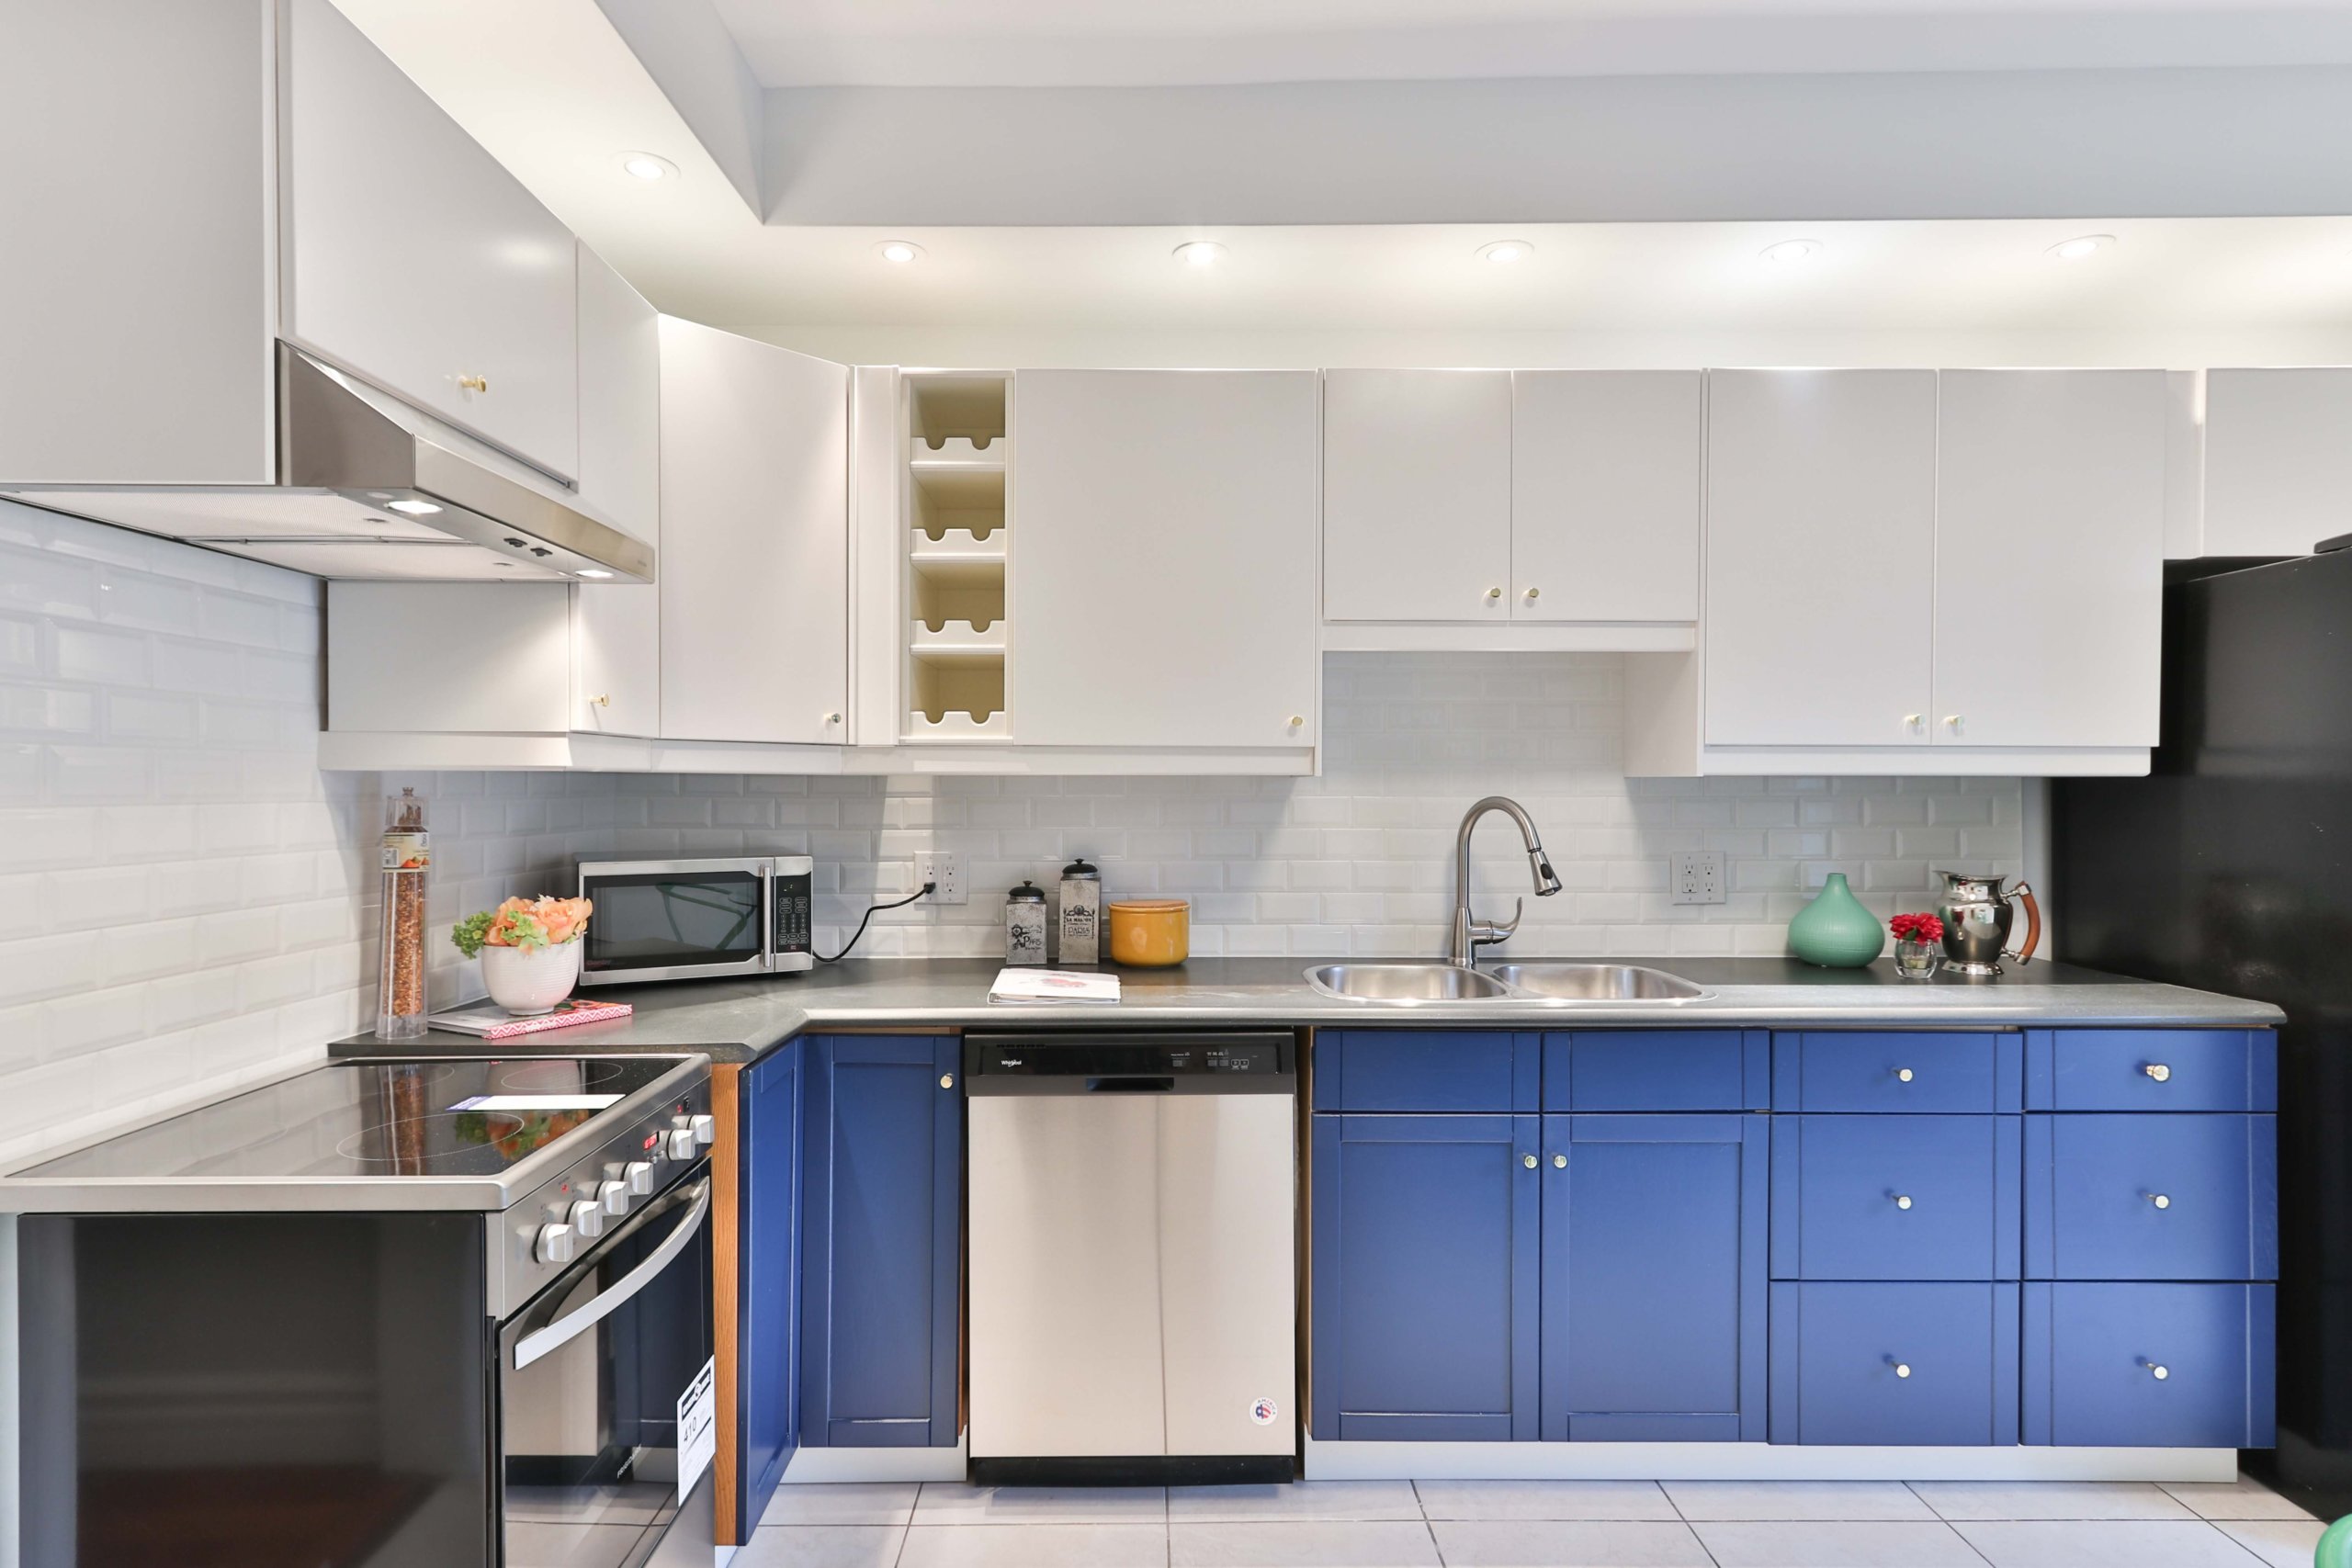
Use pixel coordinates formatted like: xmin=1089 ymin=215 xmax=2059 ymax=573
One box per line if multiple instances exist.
xmin=481 ymin=941 xmax=583 ymax=1016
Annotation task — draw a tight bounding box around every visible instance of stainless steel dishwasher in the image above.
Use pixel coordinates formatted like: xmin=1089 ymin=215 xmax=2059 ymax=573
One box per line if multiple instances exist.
xmin=965 ymin=1031 xmax=1297 ymax=1485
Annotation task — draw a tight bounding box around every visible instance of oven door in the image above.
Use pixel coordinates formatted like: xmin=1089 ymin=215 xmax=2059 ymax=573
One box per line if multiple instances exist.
xmin=497 ymin=1170 xmax=715 ymax=1568
xmin=577 ymin=860 xmax=771 ymax=985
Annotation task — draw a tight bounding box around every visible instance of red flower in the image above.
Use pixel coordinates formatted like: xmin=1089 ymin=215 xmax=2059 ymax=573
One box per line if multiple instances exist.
xmin=1889 ymin=912 xmax=1946 ymax=943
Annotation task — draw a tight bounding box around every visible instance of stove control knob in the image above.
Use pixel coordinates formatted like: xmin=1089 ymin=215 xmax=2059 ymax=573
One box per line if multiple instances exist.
xmin=690 ymin=1114 xmax=716 ymax=1146
xmin=568 ymin=1199 xmax=605 ymax=1240
xmin=598 ymin=1179 xmax=630 ymax=1216
xmin=535 ymin=1223 xmax=576 ymax=1266
xmin=666 ymin=1128 xmax=698 ymax=1159
xmin=626 ymin=1160 xmax=655 ymax=1196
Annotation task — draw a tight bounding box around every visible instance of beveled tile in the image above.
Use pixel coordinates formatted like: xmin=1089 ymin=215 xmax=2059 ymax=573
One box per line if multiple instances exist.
xmin=1414 ymin=1480 xmax=1679 ymax=1521
xmin=1662 ymin=1481 xmax=1937 ymax=1521
xmin=760 ymin=1483 xmax=922 ymax=1526
xmin=2218 ymin=1517 xmax=2331 ymax=1568
xmin=914 ymin=1483 xmax=1166 ymax=1524
xmin=1169 ymin=1480 xmax=1422 ymax=1522
xmin=735 ymin=1524 xmax=907 ymax=1568
xmin=1694 ymin=1520 xmax=1985 ymax=1567
xmin=1954 ymin=1519 xmax=2262 ymax=1568
xmin=898 ymin=1521 xmax=1169 ymax=1568
xmin=1430 ymin=1518 xmax=1714 ymax=1566
xmin=1910 ymin=1481 xmax=2194 ymax=1521
xmin=1170 ymin=1520 xmax=1442 ymax=1567
xmin=2162 ymin=1476 xmax=2321 ymax=1521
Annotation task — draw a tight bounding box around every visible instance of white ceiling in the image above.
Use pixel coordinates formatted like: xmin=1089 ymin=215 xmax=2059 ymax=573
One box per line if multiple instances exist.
xmin=709 ymin=0 xmax=2352 ymax=85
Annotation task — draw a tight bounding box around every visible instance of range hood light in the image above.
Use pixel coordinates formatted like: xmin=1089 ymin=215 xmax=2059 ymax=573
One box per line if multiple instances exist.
xmin=385 ymin=499 xmax=442 ymax=515
xmin=576 ymin=569 xmax=615 ymax=579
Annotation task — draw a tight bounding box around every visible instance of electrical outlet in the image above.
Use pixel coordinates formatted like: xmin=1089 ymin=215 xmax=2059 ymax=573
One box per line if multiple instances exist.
xmin=1671 ymin=850 xmax=1727 ymax=906
xmin=915 ymin=852 xmax=964 ymax=905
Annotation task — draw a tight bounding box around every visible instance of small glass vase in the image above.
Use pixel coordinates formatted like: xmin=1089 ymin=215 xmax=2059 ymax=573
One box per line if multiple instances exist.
xmin=1894 ymin=939 xmax=1942 ymax=978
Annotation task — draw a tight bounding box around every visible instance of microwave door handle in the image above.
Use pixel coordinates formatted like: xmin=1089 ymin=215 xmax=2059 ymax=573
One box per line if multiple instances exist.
xmin=761 ymin=864 xmax=775 ymax=971
xmin=514 ymin=1181 xmax=711 ymax=1371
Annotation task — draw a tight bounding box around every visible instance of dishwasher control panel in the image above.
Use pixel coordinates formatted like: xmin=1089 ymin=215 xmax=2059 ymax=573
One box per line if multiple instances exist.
xmin=965 ymin=1032 xmax=1295 ymax=1086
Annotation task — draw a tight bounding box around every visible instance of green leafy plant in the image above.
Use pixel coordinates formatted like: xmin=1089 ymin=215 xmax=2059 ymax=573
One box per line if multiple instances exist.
xmin=450 ymin=910 xmax=498 ymax=959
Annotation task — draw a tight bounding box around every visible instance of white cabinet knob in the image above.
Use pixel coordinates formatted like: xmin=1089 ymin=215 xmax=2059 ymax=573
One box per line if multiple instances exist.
xmin=1553 ymin=1153 xmax=1567 ymax=1169
xmin=2145 ymin=1361 xmax=2169 ymax=1381
xmin=1892 ymin=1360 xmax=1913 ymax=1379
xmin=1522 ymin=1153 xmax=1539 ymax=1169
xmin=1944 ymin=714 xmax=1964 ymax=733
xmin=1904 ymin=713 xmax=1924 ymax=732
xmin=2144 ymin=1063 xmax=2171 ymax=1083
xmin=1894 ymin=1194 xmax=1913 ymax=1210
xmin=458 ymin=374 xmax=488 ymax=393
xmin=590 ymin=694 xmax=610 ymax=707
xmin=1895 ymin=1067 xmax=1915 ymax=1083
xmin=2149 ymin=1193 xmax=2171 ymax=1210
xmin=940 ymin=1074 xmax=956 ymax=1089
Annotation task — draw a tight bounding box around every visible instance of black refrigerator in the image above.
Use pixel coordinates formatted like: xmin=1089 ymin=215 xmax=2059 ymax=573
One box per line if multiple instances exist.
xmin=2054 ymin=540 xmax=2352 ymax=1516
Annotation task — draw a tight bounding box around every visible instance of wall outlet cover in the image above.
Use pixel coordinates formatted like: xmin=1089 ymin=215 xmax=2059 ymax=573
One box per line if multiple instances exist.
xmin=916 ymin=851 xmax=965 ymax=904
xmin=1671 ymin=850 xmax=1727 ymax=906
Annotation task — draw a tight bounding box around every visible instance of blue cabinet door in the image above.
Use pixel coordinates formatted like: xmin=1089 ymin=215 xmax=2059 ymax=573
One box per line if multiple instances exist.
xmin=2023 ymin=1282 xmax=2275 ymax=1448
xmin=1771 ymin=1115 xmax=2021 ymax=1281
xmin=1541 ymin=1113 xmax=1766 ymax=1441
xmin=800 ymin=1035 xmax=961 ymax=1448
xmin=1311 ymin=1112 xmax=1541 ymax=1440
xmin=1313 ymin=1032 xmax=1541 ymax=1113
xmin=1770 ymin=1281 xmax=2021 ymax=1446
xmin=2023 ymin=1113 xmax=2277 ymax=1281
xmin=739 ymin=1042 xmax=800 ymax=1529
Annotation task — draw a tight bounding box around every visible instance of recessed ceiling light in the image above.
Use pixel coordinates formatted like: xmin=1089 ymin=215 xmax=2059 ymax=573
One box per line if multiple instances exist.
xmin=1760 ymin=239 xmax=1823 ymax=264
xmin=576 ymin=569 xmax=615 ymax=579
xmin=1172 ymin=241 xmax=1227 ymax=268
xmin=384 ymin=499 xmax=441 ymax=516
xmin=617 ymin=152 xmax=677 ymax=182
xmin=876 ymin=240 xmax=924 ymax=265
xmin=2048 ymin=233 xmax=2116 ymax=262
xmin=1476 ymin=240 xmax=1534 ymax=265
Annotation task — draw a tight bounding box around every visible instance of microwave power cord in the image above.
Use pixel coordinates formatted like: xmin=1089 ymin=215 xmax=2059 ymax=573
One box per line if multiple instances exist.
xmin=815 ymin=881 xmax=937 ymax=964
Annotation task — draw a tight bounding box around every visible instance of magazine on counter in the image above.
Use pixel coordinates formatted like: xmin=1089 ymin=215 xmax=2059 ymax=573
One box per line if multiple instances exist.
xmin=987 ymin=968 xmax=1122 ymax=1005
xmin=426 ymin=998 xmax=635 ymax=1038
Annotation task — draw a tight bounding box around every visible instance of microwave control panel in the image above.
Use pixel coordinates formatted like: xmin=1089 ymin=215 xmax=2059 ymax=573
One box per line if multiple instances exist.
xmin=773 ymin=872 xmax=813 ymax=957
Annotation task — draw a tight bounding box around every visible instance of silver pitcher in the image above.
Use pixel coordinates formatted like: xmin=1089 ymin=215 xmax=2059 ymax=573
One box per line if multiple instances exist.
xmin=1934 ymin=871 xmax=2042 ymax=977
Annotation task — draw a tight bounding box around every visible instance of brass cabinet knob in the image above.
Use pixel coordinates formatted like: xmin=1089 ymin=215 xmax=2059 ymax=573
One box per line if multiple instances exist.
xmin=1487 ymin=587 xmax=1503 ymax=601
xmin=1288 ymin=715 xmax=1305 ymax=728
xmin=458 ymin=374 xmax=489 ymax=393
xmin=591 ymin=694 xmax=610 ymax=707
xmin=1945 ymin=714 xmax=1964 ymax=733
xmin=1523 ymin=587 xmax=1541 ymax=600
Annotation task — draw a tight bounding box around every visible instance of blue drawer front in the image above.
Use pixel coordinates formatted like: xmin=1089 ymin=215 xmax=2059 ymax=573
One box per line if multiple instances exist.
xmin=1771 ymin=1032 xmax=2022 ymax=1113
xmin=1771 ymin=1115 xmax=2020 ymax=1281
xmin=1313 ymin=1031 xmax=1540 ymax=1113
xmin=1310 ymin=1113 xmax=1540 ymax=1440
xmin=2023 ymin=1282 xmax=2275 ymax=1447
xmin=1542 ymin=1031 xmax=1768 ymax=1112
xmin=2024 ymin=1114 xmax=2277 ymax=1281
xmin=1769 ymin=1281 xmax=2020 ymax=1446
xmin=2024 ymin=1030 xmax=2277 ymax=1112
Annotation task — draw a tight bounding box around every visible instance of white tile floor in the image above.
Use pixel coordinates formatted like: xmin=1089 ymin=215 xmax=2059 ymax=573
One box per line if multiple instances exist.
xmin=735 ymin=1475 xmax=2327 ymax=1567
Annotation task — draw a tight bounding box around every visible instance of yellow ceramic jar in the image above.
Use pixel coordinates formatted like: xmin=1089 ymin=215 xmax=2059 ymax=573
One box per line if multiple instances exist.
xmin=1107 ymin=899 xmax=1190 ymax=967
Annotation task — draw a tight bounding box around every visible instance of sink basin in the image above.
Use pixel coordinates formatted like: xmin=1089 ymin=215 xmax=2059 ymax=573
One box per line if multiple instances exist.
xmin=1305 ymin=963 xmax=1515 ymax=1002
xmin=1484 ymin=963 xmax=1710 ymax=1002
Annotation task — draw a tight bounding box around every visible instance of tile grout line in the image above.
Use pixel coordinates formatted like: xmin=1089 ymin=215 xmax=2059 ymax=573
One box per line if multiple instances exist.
xmin=1412 ymin=1479 xmax=1451 ymax=1567
xmin=1658 ymin=1476 xmax=1728 ymax=1568
xmin=1896 ymin=1475 xmax=2003 ymax=1568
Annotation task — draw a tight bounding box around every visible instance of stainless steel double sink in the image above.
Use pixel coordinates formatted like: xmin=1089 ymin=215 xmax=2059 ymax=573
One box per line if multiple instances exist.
xmin=1304 ymin=961 xmax=1711 ymax=1006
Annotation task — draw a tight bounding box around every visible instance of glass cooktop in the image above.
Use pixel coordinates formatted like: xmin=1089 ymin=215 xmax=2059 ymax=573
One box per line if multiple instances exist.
xmin=19 ymin=1058 xmax=687 ymax=1181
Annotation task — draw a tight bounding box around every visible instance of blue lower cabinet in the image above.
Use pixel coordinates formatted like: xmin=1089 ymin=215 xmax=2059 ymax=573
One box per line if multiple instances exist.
xmin=2024 ymin=1029 xmax=2277 ymax=1112
xmin=1543 ymin=1032 xmax=1768 ymax=1113
xmin=1770 ymin=1281 xmax=2020 ymax=1446
xmin=1542 ymin=1114 xmax=1766 ymax=1441
xmin=739 ymin=1043 xmax=801 ymax=1529
xmin=2023 ymin=1114 xmax=2277 ymax=1281
xmin=1311 ymin=1113 xmax=1541 ymax=1440
xmin=1771 ymin=1115 xmax=2020 ymax=1281
xmin=799 ymin=1035 xmax=961 ymax=1448
xmin=2023 ymin=1282 xmax=2275 ymax=1448
xmin=1771 ymin=1032 xmax=2021 ymax=1113
xmin=1313 ymin=1032 xmax=1540 ymax=1113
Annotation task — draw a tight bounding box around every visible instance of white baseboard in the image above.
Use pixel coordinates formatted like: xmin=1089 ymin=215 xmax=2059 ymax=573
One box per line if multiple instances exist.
xmin=1304 ymin=1436 xmax=2238 ymax=1483
xmin=782 ymin=1435 xmax=968 ymax=1484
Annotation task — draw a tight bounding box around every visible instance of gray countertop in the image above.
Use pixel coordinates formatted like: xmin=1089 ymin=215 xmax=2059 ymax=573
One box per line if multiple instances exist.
xmin=327 ymin=957 xmax=2285 ymax=1065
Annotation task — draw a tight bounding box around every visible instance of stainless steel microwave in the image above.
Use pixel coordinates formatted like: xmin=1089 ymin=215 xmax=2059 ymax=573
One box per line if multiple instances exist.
xmin=576 ymin=856 xmax=815 ymax=985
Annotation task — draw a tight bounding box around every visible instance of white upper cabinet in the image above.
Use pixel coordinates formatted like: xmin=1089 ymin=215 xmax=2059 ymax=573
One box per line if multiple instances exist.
xmin=2202 ymin=368 xmax=2352 ymax=558
xmin=1324 ymin=369 xmax=1512 ymax=622
xmin=1933 ymin=370 xmax=2165 ymax=750
xmin=573 ymin=244 xmax=662 ymax=739
xmin=1704 ymin=369 xmax=1939 ymax=748
xmin=1011 ymin=370 xmax=1321 ymax=750
xmin=657 ymin=319 xmax=849 ymax=747
xmin=1510 ymin=371 xmax=1702 ymax=623
xmin=278 ymin=0 xmax=579 ymax=479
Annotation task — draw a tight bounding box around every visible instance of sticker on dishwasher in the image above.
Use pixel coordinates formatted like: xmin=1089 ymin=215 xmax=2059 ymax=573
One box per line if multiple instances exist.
xmin=1250 ymin=1397 xmax=1280 ymax=1427
xmin=677 ymin=1356 xmax=717 ymax=1497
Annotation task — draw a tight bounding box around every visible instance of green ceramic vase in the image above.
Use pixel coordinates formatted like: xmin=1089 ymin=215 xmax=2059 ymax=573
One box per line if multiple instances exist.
xmin=2318 ymin=1515 xmax=2352 ymax=1568
xmin=1788 ymin=872 xmax=1886 ymax=968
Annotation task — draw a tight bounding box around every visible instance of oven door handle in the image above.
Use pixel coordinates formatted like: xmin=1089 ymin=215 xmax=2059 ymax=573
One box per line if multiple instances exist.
xmin=514 ymin=1180 xmax=710 ymax=1371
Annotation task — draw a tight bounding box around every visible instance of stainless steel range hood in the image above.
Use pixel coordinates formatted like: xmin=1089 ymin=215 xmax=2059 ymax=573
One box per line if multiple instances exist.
xmin=2 ymin=346 xmax=653 ymax=583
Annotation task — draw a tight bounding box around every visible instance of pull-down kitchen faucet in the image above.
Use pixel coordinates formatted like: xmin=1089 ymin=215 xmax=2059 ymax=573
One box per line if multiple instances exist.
xmin=1450 ymin=795 xmax=1564 ymax=965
